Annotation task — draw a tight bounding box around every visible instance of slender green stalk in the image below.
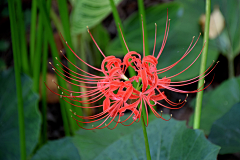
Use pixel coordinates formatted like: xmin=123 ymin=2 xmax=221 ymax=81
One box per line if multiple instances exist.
xmin=33 ymin=14 xmax=43 ymax=93
xmin=137 ymin=0 xmax=149 ymax=56
xmin=136 ymin=80 xmax=151 ymax=160
xmin=227 ymin=44 xmax=235 ymax=78
xmin=8 ymin=0 xmax=26 ymax=159
xmin=50 ymin=9 xmax=64 ymax=35
xmin=15 ymin=0 xmax=29 ymax=75
xmin=30 ymin=0 xmax=37 ymax=73
xmin=109 ymin=0 xmax=136 ymax=84
xmin=141 ymin=111 xmax=151 ymax=160
xmin=41 ymin=0 xmax=52 ymax=144
xmin=109 ymin=0 xmax=128 ymax=54
xmin=41 ymin=37 xmax=48 ymax=143
xmin=193 ymin=0 xmax=211 ymax=129
xmin=57 ymin=0 xmax=84 ymax=129
xmin=38 ymin=0 xmax=72 ymax=136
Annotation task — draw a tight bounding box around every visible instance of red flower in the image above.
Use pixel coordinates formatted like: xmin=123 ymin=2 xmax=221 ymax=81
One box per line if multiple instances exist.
xmin=46 ymin=11 xmax=217 ymax=130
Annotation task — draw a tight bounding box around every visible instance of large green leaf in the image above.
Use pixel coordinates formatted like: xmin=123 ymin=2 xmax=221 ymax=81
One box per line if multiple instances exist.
xmin=73 ymin=114 xmax=157 ymax=160
xmin=32 ymin=137 xmax=81 ymax=160
xmin=213 ymin=0 xmax=240 ymax=57
xmin=189 ymin=76 xmax=240 ymax=135
xmin=208 ymin=102 xmax=240 ymax=154
xmin=95 ymin=118 xmax=220 ymax=160
xmin=71 ymin=0 xmax=122 ymax=34
xmin=106 ymin=1 xmax=219 ymax=81
xmin=0 ymin=69 xmax=41 ymax=160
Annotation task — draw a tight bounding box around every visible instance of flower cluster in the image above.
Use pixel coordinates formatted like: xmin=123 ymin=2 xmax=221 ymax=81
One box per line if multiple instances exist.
xmin=47 ymin=12 xmax=217 ymax=130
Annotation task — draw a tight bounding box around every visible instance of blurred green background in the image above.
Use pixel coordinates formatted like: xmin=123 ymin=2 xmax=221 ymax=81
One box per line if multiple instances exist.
xmin=0 ymin=0 xmax=240 ymax=159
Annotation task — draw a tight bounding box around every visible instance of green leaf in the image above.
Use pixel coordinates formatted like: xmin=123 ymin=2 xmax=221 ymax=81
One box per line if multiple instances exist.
xmin=208 ymin=102 xmax=240 ymax=154
xmin=106 ymin=3 xmax=182 ymax=56
xmin=106 ymin=1 xmax=219 ymax=81
xmin=32 ymin=137 xmax=81 ymax=160
xmin=71 ymin=0 xmax=122 ymax=34
xmin=0 ymin=68 xmax=41 ymax=160
xmin=73 ymin=114 xmax=157 ymax=160
xmin=189 ymin=76 xmax=240 ymax=135
xmin=213 ymin=0 xmax=240 ymax=57
xmin=95 ymin=118 xmax=220 ymax=160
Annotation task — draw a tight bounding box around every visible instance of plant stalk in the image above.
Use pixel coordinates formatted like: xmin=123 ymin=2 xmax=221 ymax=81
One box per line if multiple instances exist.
xmin=109 ymin=0 xmax=136 ymax=85
xmin=16 ymin=0 xmax=29 ymax=75
xmin=57 ymin=0 xmax=84 ymax=130
xmin=30 ymin=0 xmax=37 ymax=73
xmin=8 ymin=0 xmax=26 ymax=159
xmin=137 ymin=0 xmax=149 ymax=56
xmin=38 ymin=0 xmax=72 ymax=136
xmin=227 ymin=46 xmax=235 ymax=78
xmin=193 ymin=0 xmax=211 ymax=129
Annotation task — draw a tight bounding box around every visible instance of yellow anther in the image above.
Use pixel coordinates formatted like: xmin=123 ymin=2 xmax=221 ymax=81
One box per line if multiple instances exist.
xmin=52 ymin=68 xmax=55 ymax=71
xmin=49 ymin=62 xmax=51 ymax=64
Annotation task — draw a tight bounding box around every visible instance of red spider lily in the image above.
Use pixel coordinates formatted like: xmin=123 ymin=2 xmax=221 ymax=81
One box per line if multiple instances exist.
xmin=46 ymin=11 xmax=218 ymax=130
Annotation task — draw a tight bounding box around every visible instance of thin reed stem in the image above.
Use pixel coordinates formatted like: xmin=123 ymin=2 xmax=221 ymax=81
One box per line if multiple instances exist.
xmin=33 ymin=14 xmax=43 ymax=93
xmin=136 ymin=80 xmax=151 ymax=160
xmin=137 ymin=0 xmax=149 ymax=56
xmin=38 ymin=0 xmax=71 ymax=136
xmin=41 ymin=0 xmax=52 ymax=144
xmin=57 ymin=0 xmax=84 ymax=130
xmin=15 ymin=0 xmax=29 ymax=75
xmin=109 ymin=0 xmax=136 ymax=85
xmin=193 ymin=0 xmax=211 ymax=129
xmin=8 ymin=0 xmax=26 ymax=159
xmin=30 ymin=0 xmax=37 ymax=73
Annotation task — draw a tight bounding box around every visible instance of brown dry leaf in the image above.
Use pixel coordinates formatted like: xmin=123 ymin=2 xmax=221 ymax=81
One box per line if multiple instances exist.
xmin=200 ymin=6 xmax=225 ymax=39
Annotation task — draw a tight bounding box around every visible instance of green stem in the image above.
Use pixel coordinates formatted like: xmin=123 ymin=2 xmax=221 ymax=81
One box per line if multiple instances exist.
xmin=33 ymin=14 xmax=43 ymax=93
xmin=50 ymin=9 xmax=64 ymax=35
xmin=109 ymin=0 xmax=128 ymax=54
xmin=57 ymin=0 xmax=84 ymax=130
xmin=193 ymin=0 xmax=211 ymax=129
xmin=8 ymin=0 xmax=26 ymax=159
xmin=137 ymin=0 xmax=149 ymax=56
xmin=41 ymin=0 xmax=52 ymax=144
xmin=136 ymin=80 xmax=151 ymax=160
xmin=30 ymin=0 xmax=37 ymax=74
xmin=38 ymin=0 xmax=71 ymax=136
xmin=15 ymin=0 xmax=29 ymax=75
xmin=141 ymin=112 xmax=151 ymax=160
xmin=109 ymin=0 xmax=136 ymax=86
xmin=41 ymin=38 xmax=48 ymax=143
xmin=227 ymin=45 xmax=235 ymax=78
